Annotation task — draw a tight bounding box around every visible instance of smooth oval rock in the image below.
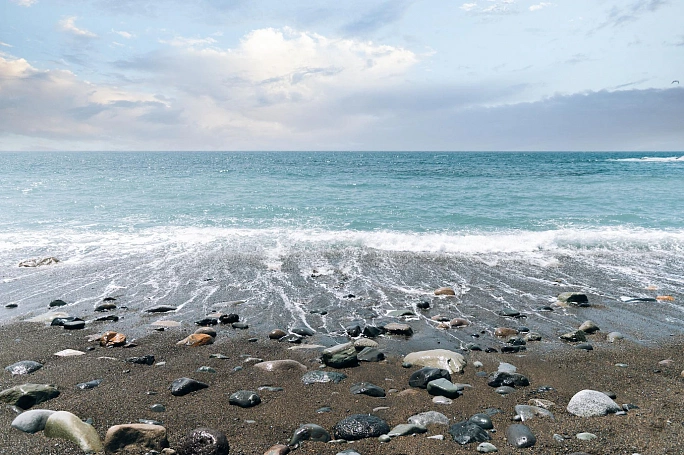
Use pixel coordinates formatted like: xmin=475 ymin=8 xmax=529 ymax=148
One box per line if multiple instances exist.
xmin=579 ymin=320 xmax=600 ymax=333
xmin=5 ymin=360 xmax=43 ymax=375
xmin=477 ymin=442 xmax=499 ymax=453
xmin=269 ymin=329 xmax=287 ymax=339
xmin=409 ymin=367 xmax=452 ymax=388
xmin=145 ymin=305 xmax=177 ymax=313
xmin=388 ymin=423 xmax=427 ymax=438
xmin=44 ymin=411 xmax=103 ymax=453
xmin=426 ymin=378 xmax=462 ymax=398
xmin=177 ymin=427 xmax=229 ymax=455
xmin=434 ymin=287 xmax=456 ymax=295
xmin=229 ymin=390 xmax=261 ymax=408
xmin=76 ymin=379 xmax=103 ymax=390
xmin=333 ymin=414 xmax=390 ymax=440
xmin=177 ymin=333 xmax=214 ymax=347
xmin=607 ymin=331 xmax=625 ymax=342
xmin=468 ymin=413 xmax=494 ymax=430
xmin=104 ymin=423 xmax=169 ymax=453
xmin=11 ymin=409 xmax=56 ymax=433
xmin=403 ymin=349 xmax=466 ymax=374
xmin=170 ymin=378 xmax=209 ymax=397
xmin=289 ymin=423 xmax=331 ymax=446
xmin=567 ymin=390 xmax=621 ymax=417
xmin=506 ymin=424 xmax=536 ymax=448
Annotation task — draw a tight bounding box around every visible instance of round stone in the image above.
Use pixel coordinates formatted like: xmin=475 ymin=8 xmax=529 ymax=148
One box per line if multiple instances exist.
xmin=177 ymin=427 xmax=229 ymax=455
xmin=567 ymin=390 xmax=621 ymax=417
xmin=506 ymin=424 xmax=536 ymax=448
xmin=332 ymin=414 xmax=390 ymax=440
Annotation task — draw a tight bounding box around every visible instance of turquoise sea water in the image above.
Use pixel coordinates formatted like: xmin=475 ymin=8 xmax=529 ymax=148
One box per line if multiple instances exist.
xmin=1 ymin=151 xmax=683 ymax=347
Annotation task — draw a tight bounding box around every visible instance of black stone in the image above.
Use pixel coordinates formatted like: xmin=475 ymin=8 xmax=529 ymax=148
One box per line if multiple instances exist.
xmin=76 ymin=379 xmax=103 ymax=390
xmin=228 ymin=390 xmax=261 ymax=408
xmin=177 ymin=427 xmax=229 ymax=455
xmin=468 ymin=413 xmax=494 ymax=430
xmin=345 ymin=324 xmax=362 ymax=337
xmin=195 ymin=318 xmax=218 ymax=326
xmin=50 ymin=317 xmax=82 ymax=326
xmin=499 ymin=308 xmax=520 ymax=317
xmin=362 ymin=325 xmax=384 ymax=338
xmin=416 ymin=301 xmax=430 ymax=309
xmin=575 ymin=343 xmax=593 ymax=351
xmin=448 ymin=421 xmax=491 ymax=445
xmin=507 ymin=337 xmax=527 ymax=346
xmin=219 ymin=313 xmax=239 ymax=324
xmin=332 ymin=414 xmax=390 ymax=440
xmin=487 ymin=372 xmax=530 ymax=388
xmin=466 ymin=343 xmax=482 ymax=351
xmin=357 ymin=347 xmax=385 ymax=362
xmin=5 ymin=303 xmax=18 ymax=308
xmin=501 ymin=345 xmax=526 ymax=353
xmin=126 ymin=355 xmax=155 ymax=365
xmin=409 ymin=367 xmax=451 ymax=389
xmin=484 ymin=347 xmax=498 ymax=353
xmin=49 ymin=299 xmax=68 ymax=307
xmin=231 ymin=322 xmax=248 ymax=329
xmin=170 ymin=378 xmax=209 ymax=396
xmin=103 ymin=297 xmax=117 ymax=301
xmin=95 ymin=315 xmax=119 ymax=322
xmin=279 ymin=334 xmax=303 ymax=344
xmin=350 ymin=382 xmax=386 ymax=397
xmin=63 ymin=320 xmax=86 ymax=330
xmin=145 ymin=305 xmax=177 ymax=313
xmin=506 ymin=424 xmax=536 ymax=448
xmin=94 ymin=302 xmax=117 ymax=312
xmin=291 ymin=327 xmax=315 ymax=337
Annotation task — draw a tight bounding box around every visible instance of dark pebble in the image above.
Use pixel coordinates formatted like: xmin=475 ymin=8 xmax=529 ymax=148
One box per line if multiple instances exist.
xmin=63 ymin=320 xmax=86 ymax=330
xmin=219 ymin=314 xmax=239 ymax=324
xmin=229 ymin=390 xmax=261 ymax=408
xmin=468 ymin=413 xmax=494 ymax=430
xmin=50 ymin=317 xmax=81 ymax=327
xmin=195 ymin=318 xmax=218 ymax=326
xmin=170 ymin=378 xmax=209 ymax=396
xmin=5 ymin=360 xmax=43 ymax=375
xmin=126 ymin=355 xmax=155 ymax=365
xmin=409 ymin=367 xmax=451 ymax=388
xmin=49 ymin=299 xmax=68 ymax=307
xmin=448 ymin=421 xmax=491 ymax=445
xmin=487 ymin=372 xmax=530 ymax=388
xmin=231 ymin=322 xmax=248 ymax=329
xmin=291 ymin=327 xmax=315 ymax=337
xmin=332 ymin=414 xmax=389 ymax=440
xmin=76 ymin=379 xmax=103 ymax=390
xmin=350 ymin=382 xmax=386 ymax=397
xmin=145 ymin=305 xmax=177 ymax=313
xmin=362 ymin=326 xmax=384 ymax=338
xmin=506 ymin=424 xmax=536 ymax=448
xmin=177 ymin=427 xmax=229 ymax=455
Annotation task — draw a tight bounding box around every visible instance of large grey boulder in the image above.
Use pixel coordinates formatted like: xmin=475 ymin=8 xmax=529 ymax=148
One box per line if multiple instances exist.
xmin=11 ymin=409 xmax=56 ymax=433
xmin=44 ymin=411 xmax=103 ymax=453
xmin=0 ymin=383 xmax=60 ymax=409
xmin=567 ymin=390 xmax=621 ymax=417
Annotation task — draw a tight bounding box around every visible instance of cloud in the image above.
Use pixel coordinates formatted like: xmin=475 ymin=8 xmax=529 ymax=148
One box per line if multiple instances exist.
xmin=9 ymin=0 xmax=37 ymax=6
xmin=59 ymin=17 xmax=98 ymax=38
xmin=113 ymin=30 xmax=135 ymax=39
xmin=0 ymin=42 xmax=13 ymax=48
xmin=160 ymin=36 xmax=218 ymax=47
xmin=529 ymin=2 xmax=552 ymax=12
xmin=599 ymin=0 xmax=669 ymax=29
xmin=341 ymin=0 xmax=414 ymax=35
xmin=460 ymin=0 xmax=518 ymax=15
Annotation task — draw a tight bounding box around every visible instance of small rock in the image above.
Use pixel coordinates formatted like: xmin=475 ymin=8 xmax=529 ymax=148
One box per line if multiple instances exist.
xmin=194 ymin=327 xmax=217 ymax=337
xmin=448 ymin=421 xmax=490 ymax=445
xmin=94 ymin=302 xmax=117 ymax=312
xmin=127 ymin=355 xmax=155 ymax=365
xmin=409 ymin=367 xmax=451 ymax=388
xmin=19 ymin=257 xmax=60 ymax=267
xmin=350 ymin=382 xmax=386 ymax=397
xmin=498 ymin=309 xmax=520 ymax=317
xmin=494 ymin=327 xmax=518 ymax=337
xmin=176 ymin=427 xmax=229 ymax=455
xmin=388 ymin=423 xmax=427 ymax=437
xmin=291 ymin=327 xmax=315 ymax=337
xmin=477 ymin=442 xmax=498 ymax=453
xmin=269 ymin=329 xmax=287 ymax=339
xmin=54 ymin=349 xmax=86 ymax=357
xmin=357 ymin=347 xmax=385 ymax=362
xmin=450 ymin=318 xmax=470 ymax=327
xmin=607 ymin=331 xmax=624 ymax=342
xmin=0 ymin=383 xmax=60 ymax=409
xmin=468 ymin=413 xmax=493 ymax=430
xmin=426 ymin=378 xmax=462 ymax=398
xmin=576 ymin=432 xmax=597 ymax=441
xmin=579 ymin=320 xmax=600 ymax=334
xmin=229 ymin=390 xmax=261 ymax=408
xmin=363 ymin=325 xmax=384 ymax=338
xmin=301 ymin=371 xmax=347 ymax=384
xmin=506 ymin=424 xmax=536 ymax=448
xmin=145 ymin=305 xmax=177 ymax=313
xmin=432 ymin=396 xmax=453 ymax=405
xmin=332 ymin=414 xmax=390 ymax=440
xmin=407 ymin=411 xmax=449 ymax=426
xmin=487 ymin=372 xmax=529 ymax=388
xmin=100 ymin=331 xmax=127 ymax=347
xmin=514 ymin=405 xmax=554 ymax=421
xmin=559 ymin=330 xmax=586 ymax=342
xmin=44 ymin=411 xmax=103 ymax=453
xmin=63 ymin=320 xmax=86 ymax=330
xmin=76 ymin=379 xmax=103 ymax=390
xmin=384 ymin=322 xmax=413 ymax=336
xmin=104 ymin=423 xmax=169 ymax=453
xmin=177 ymin=333 xmax=214 ymax=347
xmin=265 ymin=444 xmax=290 ymax=455
xmin=321 ymin=343 xmax=358 ymax=368
xmin=11 ymin=409 xmax=56 ymax=433
xmin=232 ymin=322 xmax=248 ymax=329
xmin=150 ymin=404 xmax=166 ymax=412
xmin=434 ymin=287 xmax=456 ymax=296
xmin=219 ymin=313 xmax=239 ymax=324
xmin=403 ymin=349 xmax=466 ymax=374
xmin=495 ymin=386 xmax=516 ymax=395
xmin=169 ymin=378 xmax=209 ymax=397
xmin=558 ymin=292 xmax=589 ymax=305
xmin=5 ymin=360 xmax=43 ymax=375
xmin=523 ymin=332 xmax=542 ymax=342
xmin=567 ymin=390 xmax=621 ymax=417
xmin=575 ymin=343 xmax=593 ymax=351
xmin=289 ymin=423 xmax=331 ymax=446
xmin=254 ymin=359 xmax=307 ymax=373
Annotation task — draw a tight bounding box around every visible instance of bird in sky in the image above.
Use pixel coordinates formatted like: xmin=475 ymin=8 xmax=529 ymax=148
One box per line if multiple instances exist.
xmin=673 ymin=80 xmax=680 ymax=84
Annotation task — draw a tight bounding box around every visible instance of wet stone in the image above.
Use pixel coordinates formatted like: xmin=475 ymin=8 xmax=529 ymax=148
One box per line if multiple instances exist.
xmin=150 ymin=404 xmax=166 ymax=412
xmin=219 ymin=313 xmax=239 ymax=324
xmin=345 ymin=324 xmax=362 ymax=337
xmin=426 ymin=378 xmax=462 ymax=399
xmin=229 ymin=390 xmax=261 ymax=408
xmin=232 ymin=322 xmax=248 ymax=329
xmin=409 ymin=367 xmax=451 ymax=388
xmin=49 ymin=299 xmax=68 ymax=307
xmin=63 ymin=320 xmax=86 ymax=330
xmin=350 ymin=382 xmax=386 ymax=397
xmin=357 ymin=347 xmax=385 ymax=362
xmin=407 ymin=411 xmax=450 ymax=427
xmin=291 ymin=327 xmax=315 ymax=337
xmin=195 ymin=317 xmax=218 ymax=326
xmin=575 ymin=343 xmax=593 ymax=351
xmin=498 ymin=309 xmax=520 ymax=318
xmin=363 ymin=325 xmax=384 ymax=338
xmin=487 ymin=372 xmax=530 ymax=388
xmin=0 ymin=384 xmax=60 ymax=410
xmin=269 ymin=329 xmax=287 ymax=339
xmin=388 ymin=423 xmax=427 ymax=437
xmin=289 ymin=423 xmax=331 ymax=446
xmin=496 ymin=386 xmax=516 ymax=395
xmin=145 ymin=305 xmax=177 ymax=313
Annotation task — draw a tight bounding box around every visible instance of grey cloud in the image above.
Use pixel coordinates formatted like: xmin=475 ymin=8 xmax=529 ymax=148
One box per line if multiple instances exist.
xmin=340 ymin=0 xmax=415 ymax=35
xmin=599 ymin=0 xmax=669 ymax=29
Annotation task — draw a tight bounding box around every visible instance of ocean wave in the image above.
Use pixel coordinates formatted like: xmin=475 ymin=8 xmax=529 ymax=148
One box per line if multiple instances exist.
xmin=1 ymin=226 xmax=683 ymax=262
xmin=607 ymin=155 xmax=684 ymax=162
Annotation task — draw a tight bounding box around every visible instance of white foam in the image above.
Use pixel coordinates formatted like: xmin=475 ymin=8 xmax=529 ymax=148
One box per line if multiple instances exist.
xmin=608 ymin=155 xmax=684 ymax=162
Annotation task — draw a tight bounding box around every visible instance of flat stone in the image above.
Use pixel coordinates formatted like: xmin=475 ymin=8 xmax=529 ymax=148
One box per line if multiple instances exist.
xmin=94 ymin=302 xmax=117 ymax=312
xmin=607 ymin=332 xmax=625 ymax=342
xmin=345 ymin=323 xmax=362 ymax=337
xmin=321 ymin=343 xmax=358 ymax=368
xmin=403 ymin=349 xmax=466 ymax=374
xmin=387 ymin=309 xmax=415 ymax=317
xmin=195 ymin=327 xmax=217 ymax=337
xmin=567 ymin=390 xmax=621 ymax=417
xmin=432 ymin=396 xmax=453 ymax=405
xmin=495 ymin=386 xmax=516 ymax=395
xmin=265 ymin=444 xmax=291 ymax=455
xmin=559 ymin=330 xmax=586 ymax=342
xmin=219 ymin=313 xmax=240 ymax=324
xmin=332 ymin=414 xmax=390 ymax=441
xmin=576 ymin=343 xmax=593 ymax=351
xmin=151 ymin=320 xmax=181 ymax=328
xmin=254 ymin=359 xmax=307 ymax=373
xmin=427 ymin=378 xmax=462 ymax=398
xmin=5 ymin=360 xmax=43 ymax=375
xmin=169 ymin=378 xmax=209 ymax=397
xmin=477 ymin=442 xmax=499 ymax=453
xmin=434 ymin=287 xmax=456 ymax=295
xmin=49 ymin=299 xmax=68 ymax=307
xmin=388 ymin=423 xmax=427 ymax=437
xmin=289 ymin=423 xmax=331 ymax=446
xmin=44 ymin=411 xmax=103 ymax=453
xmin=384 ymin=322 xmax=413 ymax=336
xmin=407 ymin=411 xmax=449 ymax=426
xmin=232 ymin=322 xmax=249 ymax=329
xmin=177 ymin=427 xmax=229 ymax=455
xmin=506 ymin=424 xmax=536 ymax=448
xmin=576 ymin=432 xmax=597 ymax=441
xmin=196 ymin=366 xmax=216 ymax=374
xmin=363 ymin=325 xmax=384 ymax=338
xmin=127 ymin=355 xmax=155 ymax=365
xmin=354 ymin=338 xmax=379 ymax=349
xmin=514 ymin=405 xmax=554 ymax=421
xmin=448 ymin=421 xmax=491 ymax=445
xmin=494 ymin=327 xmax=518 ymax=337
xmin=524 ymin=332 xmax=542 ymax=341
xmin=25 ymin=311 xmax=69 ymax=323
xmin=291 ymin=327 xmax=315 ymax=336
xmin=54 ymin=349 xmax=86 ymax=357
xmin=269 ymin=329 xmax=287 ymax=339
xmin=11 ymin=409 xmax=56 ymax=433
xmin=0 ymin=383 xmax=60 ymax=409
xmin=63 ymin=320 xmax=86 ymax=330
xmin=350 ymin=382 xmax=386 ymax=397
xmin=76 ymin=379 xmax=103 ymax=390
xmin=558 ymin=292 xmax=589 ymax=305
xmin=145 ymin=305 xmax=177 ymax=313
xmin=302 ymin=370 xmax=347 ymax=384
xmin=104 ymin=423 xmax=169 ymax=453
xmin=450 ymin=318 xmax=470 ymax=327
xmin=498 ymin=308 xmax=520 ymax=317
xmin=229 ymin=390 xmax=261 ymax=408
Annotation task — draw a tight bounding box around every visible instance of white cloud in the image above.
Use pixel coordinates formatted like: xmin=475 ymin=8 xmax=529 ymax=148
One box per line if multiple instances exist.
xmin=460 ymin=3 xmax=478 ymax=11
xmin=529 ymin=2 xmax=552 ymax=12
xmin=59 ymin=17 xmax=98 ymax=38
xmin=461 ymin=1 xmax=517 ymax=15
xmin=0 ymin=42 xmax=13 ymax=48
xmin=10 ymin=0 xmax=37 ymax=6
xmin=113 ymin=30 xmax=134 ymax=39
xmin=161 ymin=36 xmax=218 ymax=47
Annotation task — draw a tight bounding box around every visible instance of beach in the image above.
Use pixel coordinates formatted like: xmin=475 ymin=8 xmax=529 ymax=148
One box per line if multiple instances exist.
xmin=1 ymin=306 xmax=683 ymax=454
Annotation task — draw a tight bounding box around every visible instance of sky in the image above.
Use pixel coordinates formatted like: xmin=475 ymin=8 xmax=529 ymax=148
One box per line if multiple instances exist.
xmin=0 ymin=0 xmax=682 ymax=151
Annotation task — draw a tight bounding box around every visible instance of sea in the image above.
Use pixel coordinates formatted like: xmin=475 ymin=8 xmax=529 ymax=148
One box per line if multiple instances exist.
xmin=1 ymin=151 xmax=683 ymax=350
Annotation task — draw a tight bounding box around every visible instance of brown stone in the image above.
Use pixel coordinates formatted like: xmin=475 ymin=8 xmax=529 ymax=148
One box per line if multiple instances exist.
xmin=434 ymin=287 xmax=456 ymax=296
xmin=100 ymin=331 xmax=127 ymax=347
xmin=450 ymin=318 xmax=470 ymax=327
xmin=430 ymin=315 xmax=451 ymax=322
xmin=494 ymin=327 xmax=518 ymax=338
xmin=104 ymin=424 xmax=169 ymax=454
xmin=269 ymin=329 xmax=287 ymax=340
xmin=176 ymin=333 xmax=214 ymax=347
xmin=384 ymin=323 xmax=413 ymax=336
xmin=264 ymin=444 xmax=290 ymax=455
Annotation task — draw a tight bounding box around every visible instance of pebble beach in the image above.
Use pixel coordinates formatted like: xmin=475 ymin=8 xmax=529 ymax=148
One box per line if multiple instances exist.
xmin=1 ymin=289 xmax=683 ymax=455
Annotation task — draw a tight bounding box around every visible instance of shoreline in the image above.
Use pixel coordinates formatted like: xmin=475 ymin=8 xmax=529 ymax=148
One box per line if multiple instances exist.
xmin=1 ymin=319 xmax=683 ymax=454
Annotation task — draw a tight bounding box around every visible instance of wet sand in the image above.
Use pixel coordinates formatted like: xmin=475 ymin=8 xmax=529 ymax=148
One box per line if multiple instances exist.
xmin=1 ymin=321 xmax=683 ymax=455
